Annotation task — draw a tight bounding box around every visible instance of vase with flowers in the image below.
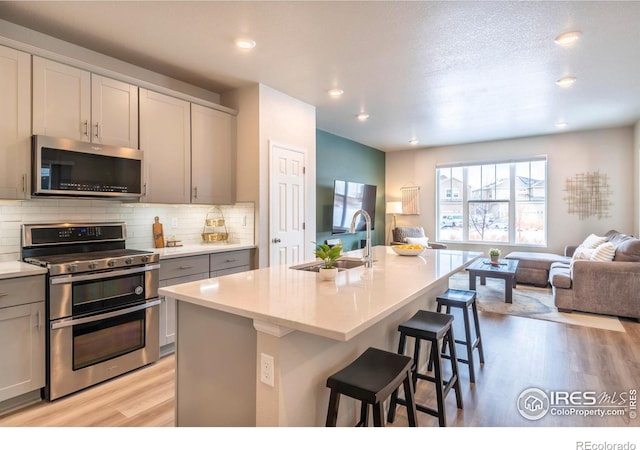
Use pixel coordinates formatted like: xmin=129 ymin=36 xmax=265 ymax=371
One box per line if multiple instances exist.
xmin=313 ymin=242 xmax=343 ymax=280
xmin=489 ymin=248 xmax=501 ymax=265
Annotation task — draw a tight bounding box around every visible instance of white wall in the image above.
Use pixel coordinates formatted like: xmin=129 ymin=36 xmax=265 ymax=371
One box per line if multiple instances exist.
xmin=223 ymin=84 xmax=316 ymax=268
xmin=386 ymin=126 xmax=635 ymax=255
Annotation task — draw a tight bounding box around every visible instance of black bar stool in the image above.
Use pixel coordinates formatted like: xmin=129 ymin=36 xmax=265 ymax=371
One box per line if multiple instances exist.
xmin=325 ymin=347 xmax=418 ymax=427
xmin=431 ymin=288 xmax=485 ymax=384
xmin=387 ymin=310 xmax=463 ymax=427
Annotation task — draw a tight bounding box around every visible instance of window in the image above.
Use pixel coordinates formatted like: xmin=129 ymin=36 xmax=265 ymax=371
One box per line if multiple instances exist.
xmin=436 ymin=158 xmax=547 ymax=245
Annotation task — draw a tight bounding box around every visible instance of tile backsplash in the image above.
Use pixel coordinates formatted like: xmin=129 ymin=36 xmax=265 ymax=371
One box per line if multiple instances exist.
xmin=0 ymin=199 xmax=255 ymax=262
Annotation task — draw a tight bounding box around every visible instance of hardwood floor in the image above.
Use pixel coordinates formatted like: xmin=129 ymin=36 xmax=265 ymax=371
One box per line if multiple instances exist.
xmin=1 ymin=311 xmax=639 ymax=428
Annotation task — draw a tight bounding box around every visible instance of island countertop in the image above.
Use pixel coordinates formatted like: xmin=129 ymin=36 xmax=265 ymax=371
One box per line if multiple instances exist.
xmin=159 ymin=246 xmax=481 ymax=341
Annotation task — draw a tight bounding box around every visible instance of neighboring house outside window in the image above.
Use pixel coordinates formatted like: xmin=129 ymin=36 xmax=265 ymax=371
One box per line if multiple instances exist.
xmin=436 ymin=158 xmax=547 ymax=246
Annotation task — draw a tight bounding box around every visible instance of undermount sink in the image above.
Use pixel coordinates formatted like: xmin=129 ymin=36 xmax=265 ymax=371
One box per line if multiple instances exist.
xmin=290 ymin=257 xmax=366 ymax=272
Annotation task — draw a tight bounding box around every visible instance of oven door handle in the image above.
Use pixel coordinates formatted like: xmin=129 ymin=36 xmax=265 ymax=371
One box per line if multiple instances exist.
xmin=50 ymin=264 xmax=161 ymax=285
xmin=50 ymin=299 xmax=161 ymax=330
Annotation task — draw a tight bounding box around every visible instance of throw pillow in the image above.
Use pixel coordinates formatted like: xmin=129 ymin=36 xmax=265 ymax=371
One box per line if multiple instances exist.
xmin=572 ymin=245 xmax=594 ymax=260
xmin=405 ymin=237 xmax=430 ymax=247
xmin=590 ymin=242 xmax=616 ymax=262
xmin=580 ymin=233 xmax=607 ymax=249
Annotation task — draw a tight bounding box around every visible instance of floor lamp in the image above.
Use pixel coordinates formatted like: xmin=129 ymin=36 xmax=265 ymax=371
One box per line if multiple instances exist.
xmin=386 ymin=201 xmax=402 ymax=244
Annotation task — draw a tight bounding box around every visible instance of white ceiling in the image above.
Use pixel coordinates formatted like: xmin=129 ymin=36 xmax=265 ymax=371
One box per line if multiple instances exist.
xmin=1 ymin=1 xmax=639 ymax=152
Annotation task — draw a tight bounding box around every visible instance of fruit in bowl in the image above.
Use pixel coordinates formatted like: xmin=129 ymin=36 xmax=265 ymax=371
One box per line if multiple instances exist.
xmin=392 ymin=244 xmax=425 ymax=256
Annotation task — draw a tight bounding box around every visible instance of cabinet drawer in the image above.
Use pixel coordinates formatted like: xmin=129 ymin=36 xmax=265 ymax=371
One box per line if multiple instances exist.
xmin=0 ymin=275 xmax=45 ymax=309
xmin=209 ymin=250 xmax=251 ymax=272
xmin=211 ymin=265 xmax=250 ymax=278
xmin=159 ymin=255 xmax=209 ymax=280
xmin=160 ymin=272 xmax=209 ymax=290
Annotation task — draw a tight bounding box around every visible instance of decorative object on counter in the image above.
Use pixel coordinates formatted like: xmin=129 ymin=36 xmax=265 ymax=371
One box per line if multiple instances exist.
xmin=153 ymin=216 xmax=165 ymax=248
xmin=165 ymin=236 xmax=183 ymax=247
xmin=314 ymin=241 xmax=343 ymax=281
xmin=392 ymin=244 xmax=425 ymax=256
xmin=489 ymin=248 xmax=501 ymax=265
xmin=202 ymin=206 xmax=229 ymax=243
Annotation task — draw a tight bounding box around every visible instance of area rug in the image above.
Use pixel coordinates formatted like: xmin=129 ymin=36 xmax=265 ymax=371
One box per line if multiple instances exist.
xmin=448 ymin=271 xmax=625 ymax=332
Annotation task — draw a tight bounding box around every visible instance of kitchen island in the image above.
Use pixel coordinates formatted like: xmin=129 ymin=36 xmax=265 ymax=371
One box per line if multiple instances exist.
xmin=158 ymin=245 xmax=481 ymax=426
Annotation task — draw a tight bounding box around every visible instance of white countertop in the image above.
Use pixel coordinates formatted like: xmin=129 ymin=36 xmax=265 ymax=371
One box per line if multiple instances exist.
xmin=141 ymin=242 xmax=256 ymax=259
xmin=159 ymin=246 xmax=481 ymax=341
xmin=0 ymin=261 xmax=48 ymax=280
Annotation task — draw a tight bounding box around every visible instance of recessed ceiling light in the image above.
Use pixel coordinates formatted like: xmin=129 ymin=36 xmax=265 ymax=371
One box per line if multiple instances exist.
xmin=234 ymin=38 xmax=256 ymax=49
xmin=409 ymin=139 xmax=419 ymax=145
xmin=356 ymin=113 xmax=370 ymax=121
xmin=554 ymin=31 xmax=582 ymax=47
xmin=555 ymin=122 xmax=568 ymax=129
xmin=556 ymin=76 xmax=577 ymax=88
xmin=328 ymin=89 xmax=344 ymax=97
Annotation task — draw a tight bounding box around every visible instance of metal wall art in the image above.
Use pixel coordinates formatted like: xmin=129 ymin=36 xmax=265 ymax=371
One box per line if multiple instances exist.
xmin=564 ymin=171 xmax=612 ymax=220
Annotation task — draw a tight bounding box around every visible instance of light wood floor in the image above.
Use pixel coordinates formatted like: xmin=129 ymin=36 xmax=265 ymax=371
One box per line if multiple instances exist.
xmin=1 ymin=311 xmax=639 ymax=427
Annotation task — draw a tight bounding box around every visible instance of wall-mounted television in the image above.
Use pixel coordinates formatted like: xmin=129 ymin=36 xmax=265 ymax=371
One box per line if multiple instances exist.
xmin=331 ymin=180 xmax=377 ymax=234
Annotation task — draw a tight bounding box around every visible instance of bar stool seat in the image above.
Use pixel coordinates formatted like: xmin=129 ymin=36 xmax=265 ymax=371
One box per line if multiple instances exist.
xmin=325 ymin=347 xmax=418 ymax=427
xmin=387 ymin=310 xmax=463 ymax=427
xmin=432 ymin=288 xmax=485 ymax=384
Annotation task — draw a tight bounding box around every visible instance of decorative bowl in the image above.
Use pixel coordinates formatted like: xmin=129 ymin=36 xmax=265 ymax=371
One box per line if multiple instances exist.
xmin=391 ymin=245 xmax=425 ymax=256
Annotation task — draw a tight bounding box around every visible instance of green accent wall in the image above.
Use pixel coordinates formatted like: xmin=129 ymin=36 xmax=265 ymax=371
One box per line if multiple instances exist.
xmin=316 ymin=129 xmax=386 ymax=251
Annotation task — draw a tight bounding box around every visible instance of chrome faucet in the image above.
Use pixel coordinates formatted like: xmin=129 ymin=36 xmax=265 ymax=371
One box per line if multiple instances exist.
xmin=349 ymin=209 xmax=373 ymax=268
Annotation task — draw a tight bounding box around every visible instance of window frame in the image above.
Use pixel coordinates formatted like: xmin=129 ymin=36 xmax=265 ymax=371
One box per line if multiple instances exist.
xmin=436 ymin=156 xmax=548 ymax=246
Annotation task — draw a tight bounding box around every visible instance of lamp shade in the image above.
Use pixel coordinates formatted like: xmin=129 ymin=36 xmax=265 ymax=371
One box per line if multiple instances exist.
xmin=386 ymin=201 xmax=402 ymax=214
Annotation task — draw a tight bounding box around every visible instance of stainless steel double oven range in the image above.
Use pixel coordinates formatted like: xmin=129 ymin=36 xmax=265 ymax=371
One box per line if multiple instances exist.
xmin=21 ymin=222 xmax=160 ymax=401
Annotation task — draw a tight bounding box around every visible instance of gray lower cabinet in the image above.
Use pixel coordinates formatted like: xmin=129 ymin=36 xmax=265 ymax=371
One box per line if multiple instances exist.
xmin=210 ymin=249 xmax=252 ymax=277
xmin=159 ymin=255 xmax=209 ymax=350
xmin=0 ymin=275 xmax=46 ymax=406
xmin=158 ymin=249 xmax=254 ymax=354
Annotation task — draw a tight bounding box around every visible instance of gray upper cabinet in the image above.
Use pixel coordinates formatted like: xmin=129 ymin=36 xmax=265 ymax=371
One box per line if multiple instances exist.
xmin=139 ymin=88 xmax=192 ymax=204
xmin=140 ymin=89 xmax=236 ymax=205
xmin=32 ymin=56 xmax=138 ymax=148
xmin=191 ymin=104 xmax=237 ymax=205
xmin=0 ymin=44 xmax=30 ymax=200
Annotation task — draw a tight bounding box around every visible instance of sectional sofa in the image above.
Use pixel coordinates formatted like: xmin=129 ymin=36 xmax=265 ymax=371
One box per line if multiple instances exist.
xmin=506 ymin=230 xmax=640 ymax=320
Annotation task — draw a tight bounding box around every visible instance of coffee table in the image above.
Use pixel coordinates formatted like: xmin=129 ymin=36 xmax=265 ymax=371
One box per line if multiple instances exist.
xmin=466 ymin=258 xmax=519 ymax=303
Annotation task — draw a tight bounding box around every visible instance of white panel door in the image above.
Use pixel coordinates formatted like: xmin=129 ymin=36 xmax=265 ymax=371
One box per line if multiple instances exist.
xmin=0 ymin=45 xmax=30 ymax=199
xmin=32 ymin=56 xmax=91 ymax=141
xmin=91 ymin=74 xmax=139 ymax=148
xmin=269 ymin=143 xmax=306 ymax=267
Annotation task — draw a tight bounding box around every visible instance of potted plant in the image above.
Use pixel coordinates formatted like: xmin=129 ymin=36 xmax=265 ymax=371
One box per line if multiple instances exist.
xmin=489 ymin=248 xmax=501 ymax=265
xmin=314 ymin=242 xmax=343 ymax=280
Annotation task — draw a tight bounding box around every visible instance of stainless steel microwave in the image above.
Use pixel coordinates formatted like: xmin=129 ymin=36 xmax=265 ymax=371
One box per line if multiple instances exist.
xmin=32 ymin=135 xmax=143 ymax=199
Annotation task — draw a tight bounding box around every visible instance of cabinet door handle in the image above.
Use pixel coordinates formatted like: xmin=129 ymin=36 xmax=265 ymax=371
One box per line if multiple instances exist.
xmin=225 ymin=259 xmax=237 ymax=263
xmin=143 ymin=182 xmax=147 ymax=197
xmin=193 ymin=186 xmax=198 ymax=199
xmin=179 ymin=265 xmax=194 ymax=270
xmin=0 ymin=293 xmax=8 ymax=297
xmin=22 ymin=174 xmax=26 ymax=193
xmin=82 ymin=120 xmax=88 ymax=136
xmin=37 ymin=309 xmax=42 ymax=331
xmin=95 ymin=122 xmax=100 ymax=138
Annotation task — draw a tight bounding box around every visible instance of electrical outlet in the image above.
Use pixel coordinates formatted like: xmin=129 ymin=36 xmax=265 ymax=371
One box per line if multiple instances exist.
xmin=171 ymin=217 xmax=178 ymax=228
xmin=260 ymin=353 xmax=275 ymax=387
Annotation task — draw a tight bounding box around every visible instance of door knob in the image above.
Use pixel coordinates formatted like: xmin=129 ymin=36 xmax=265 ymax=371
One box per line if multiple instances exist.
xmin=272 ymin=238 xmax=281 ymax=243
